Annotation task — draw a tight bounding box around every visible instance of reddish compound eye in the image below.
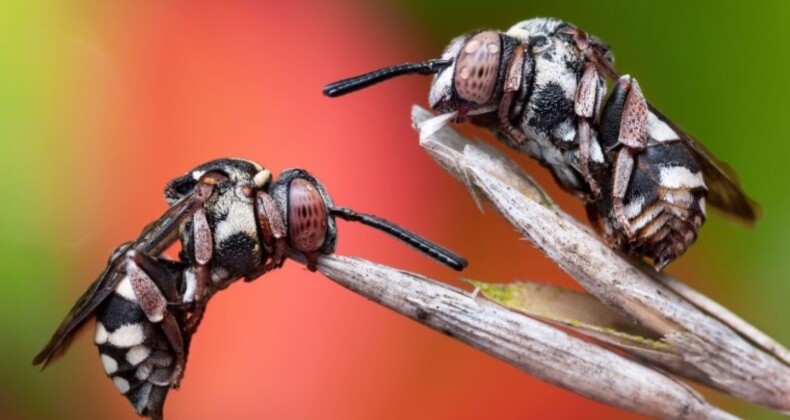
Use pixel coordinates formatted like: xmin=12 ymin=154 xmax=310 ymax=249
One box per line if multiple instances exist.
xmin=454 ymin=31 xmax=501 ymax=104
xmin=288 ymin=178 xmax=328 ymax=254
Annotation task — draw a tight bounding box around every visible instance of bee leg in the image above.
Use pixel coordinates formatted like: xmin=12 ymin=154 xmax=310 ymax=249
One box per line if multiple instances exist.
xmin=578 ymin=119 xmax=600 ymax=199
xmin=601 ymin=74 xmax=650 ymax=241
xmin=245 ymin=191 xmax=287 ymax=282
xmin=126 ymin=251 xmax=187 ymax=388
xmin=612 ymin=149 xmax=637 ymax=239
xmin=303 ymin=252 xmax=320 ymax=271
xmin=185 ymin=207 xmax=213 ymax=336
xmin=498 ymin=45 xmax=527 ymax=145
xmin=563 ymin=26 xmax=620 ymax=80
xmin=575 ymin=63 xmax=605 ymax=199
xmin=618 ymin=77 xmax=648 ymax=149
xmin=600 ymin=75 xmax=649 ymax=150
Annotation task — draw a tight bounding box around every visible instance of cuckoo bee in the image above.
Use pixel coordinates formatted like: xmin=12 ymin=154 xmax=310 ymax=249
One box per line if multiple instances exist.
xmin=324 ymin=17 xmax=760 ymax=269
xmin=33 ymin=158 xmax=467 ymax=419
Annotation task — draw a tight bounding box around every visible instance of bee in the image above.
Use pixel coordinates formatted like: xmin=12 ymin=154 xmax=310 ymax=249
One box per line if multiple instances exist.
xmin=324 ymin=17 xmax=760 ymax=269
xmin=33 ymin=158 xmax=467 ymax=419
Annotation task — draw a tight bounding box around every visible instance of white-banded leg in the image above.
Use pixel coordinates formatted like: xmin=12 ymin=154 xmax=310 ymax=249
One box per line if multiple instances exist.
xmin=245 ymin=190 xmax=287 ymax=281
xmin=498 ymin=44 xmax=527 ymax=145
xmin=125 ymin=251 xmax=187 ymax=387
xmin=575 ymin=63 xmax=604 ymax=198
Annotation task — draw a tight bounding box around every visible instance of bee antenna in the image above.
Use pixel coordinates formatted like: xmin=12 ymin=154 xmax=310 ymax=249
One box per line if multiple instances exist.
xmin=323 ymin=59 xmax=452 ymax=97
xmin=329 ymin=207 xmax=468 ymax=271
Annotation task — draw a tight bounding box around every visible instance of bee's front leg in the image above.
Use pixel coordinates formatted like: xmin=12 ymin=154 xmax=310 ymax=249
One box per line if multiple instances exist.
xmin=498 ymin=44 xmax=528 ymax=146
xmin=244 ymin=190 xmax=287 ymax=281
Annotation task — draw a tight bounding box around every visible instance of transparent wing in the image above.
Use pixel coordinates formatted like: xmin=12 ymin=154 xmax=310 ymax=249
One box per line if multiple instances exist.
xmin=647 ymin=105 xmax=761 ymax=223
xmin=33 ymin=191 xmax=206 ymax=367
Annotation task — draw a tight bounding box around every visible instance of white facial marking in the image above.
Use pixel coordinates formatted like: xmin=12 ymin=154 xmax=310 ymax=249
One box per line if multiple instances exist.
xmin=191 ymin=170 xmax=205 ymax=181
xmin=101 ymin=354 xmax=118 ymax=375
xmin=699 ymin=197 xmax=707 ymax=217
xmin=659 ymin=166 xmax=705 ymax=189
xmin=647 ymin=112 xmax=679 ymax=142
xmin=108 ymin=323 xmax=146 ymax=347
xmin=95 ymin=322 xmax=109 ymax=344
xmin=253 ymin=169 xmax=272 ymax=188
xmin=126 ymin=345 xmax=151 ymax=366
xmin=183 ymin=268 xmax=197 ymax=303
xmin=113 ymin=376 xmax=130 ymax=394
xmin=114 ymin=276 xmax=137 ymax=301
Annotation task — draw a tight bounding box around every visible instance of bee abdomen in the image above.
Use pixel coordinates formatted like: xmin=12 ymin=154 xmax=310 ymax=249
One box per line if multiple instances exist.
xmin=94 ymin=276 xmax=184 ymax=419
xmin=627 ymin=194 xmax=706 ymax=269
xmin=613 ymin=142 xmax=707 ymax=268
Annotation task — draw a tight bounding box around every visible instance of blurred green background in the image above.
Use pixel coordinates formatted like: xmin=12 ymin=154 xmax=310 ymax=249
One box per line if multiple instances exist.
xmin=1 ymin=0 xmax=788 ymax=419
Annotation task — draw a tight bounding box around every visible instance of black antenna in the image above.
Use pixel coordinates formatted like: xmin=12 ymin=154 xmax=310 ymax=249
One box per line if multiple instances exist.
xmin=323 ymin=59 xmax=452 ymax=97
xmin=329 ymin=207 xmax=468 ymax=271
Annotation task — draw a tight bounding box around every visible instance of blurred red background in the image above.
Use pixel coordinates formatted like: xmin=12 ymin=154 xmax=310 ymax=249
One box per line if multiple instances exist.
xmin=23 ymin=0 xmax=782 ymax=418
xmin=34 ymin=1 xmax=634 ymax=418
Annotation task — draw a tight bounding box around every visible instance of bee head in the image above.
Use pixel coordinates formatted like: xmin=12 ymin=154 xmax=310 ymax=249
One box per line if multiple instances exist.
xmin=267 ymin=169 xmax=467 ymax=272
xmin=323 ymin=30 xmax=522 ymax=123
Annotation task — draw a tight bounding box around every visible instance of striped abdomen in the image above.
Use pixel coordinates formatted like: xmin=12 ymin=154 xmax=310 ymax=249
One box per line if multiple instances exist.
xmin=600 ymin=141 xmax=707 ymax=268
xmin=94 ymin=264 xmax=188 ymax=419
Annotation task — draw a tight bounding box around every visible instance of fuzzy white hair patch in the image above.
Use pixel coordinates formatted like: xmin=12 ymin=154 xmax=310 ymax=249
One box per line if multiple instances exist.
xmin=659 ymin=166 xmax=705 ymax=189
xmin=108 ymin=323 xmax=146 ymax=348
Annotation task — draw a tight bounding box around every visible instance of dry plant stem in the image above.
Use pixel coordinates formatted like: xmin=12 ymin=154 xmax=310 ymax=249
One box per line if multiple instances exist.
xmin=411 ymin=106 xmax=790 ymax=412
xmin=654 ymin=271 xmax=790 ymax=366
xmin=316 ymin=254 xmax=736 ymax=420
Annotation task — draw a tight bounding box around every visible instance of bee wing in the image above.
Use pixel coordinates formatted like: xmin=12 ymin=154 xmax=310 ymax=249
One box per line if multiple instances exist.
xmin=647 ymin=105 xmax=761 ymax=223
xmin=585 ymin=48 xmax=761 ymax=223
xmin=32 ymin=192 xmax=206 ymax=368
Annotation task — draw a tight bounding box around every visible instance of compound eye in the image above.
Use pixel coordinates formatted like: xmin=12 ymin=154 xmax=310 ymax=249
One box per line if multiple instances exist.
xmin=454 ymin=31 xmax=501 ymax=104
xmin=287 ymin=178 xmax=328 ymax=254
